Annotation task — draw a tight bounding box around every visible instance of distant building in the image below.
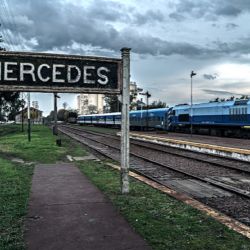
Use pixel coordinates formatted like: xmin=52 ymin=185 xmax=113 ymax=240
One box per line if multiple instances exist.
xmin=130 ymin=81 xmax=144 ymax=110
xmin=77 ymin=82 xmax=142 ymax=114
xmin=77 ymin=94 xmax=104 ymax=115
xmin=15 ymin=107 xmax=43 ymax=124
xmin=32 ymin=101 xmax=39 ymax=109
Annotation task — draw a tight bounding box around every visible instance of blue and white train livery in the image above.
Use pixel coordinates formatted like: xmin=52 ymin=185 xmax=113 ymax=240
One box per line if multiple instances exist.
xmin=77 ymin=99 xmax=250 ymax=137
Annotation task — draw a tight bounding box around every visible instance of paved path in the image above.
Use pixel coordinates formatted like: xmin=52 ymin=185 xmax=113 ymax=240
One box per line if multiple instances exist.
xmin=25 ymin=163 xmax=151 ymax=250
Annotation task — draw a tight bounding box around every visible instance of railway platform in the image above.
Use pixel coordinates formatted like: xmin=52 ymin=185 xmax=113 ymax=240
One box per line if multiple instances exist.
xmin=25 ymin=163 xmax=151 ymax=250
xmin=129 ymin=132 xmax=250 ymax=162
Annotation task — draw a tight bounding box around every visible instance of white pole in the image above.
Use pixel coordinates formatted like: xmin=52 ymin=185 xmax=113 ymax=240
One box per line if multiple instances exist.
xmin=27 ymin=92 xmax=31 ymax=141
xmin=121 ymin=48 xmax=131 ymax=194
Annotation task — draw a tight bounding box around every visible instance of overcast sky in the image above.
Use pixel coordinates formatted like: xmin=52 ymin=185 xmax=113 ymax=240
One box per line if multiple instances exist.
xmin=1 ymin=0 xmax=250 ymax=115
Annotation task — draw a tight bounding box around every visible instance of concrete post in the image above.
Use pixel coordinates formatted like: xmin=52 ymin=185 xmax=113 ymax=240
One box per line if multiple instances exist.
xmin=27 ymin=92 xmax=31 ymax=142
xmin=121 ymin=48 xmax=131 ymax=194
xmin=53 ymin=93 xmax=58 ymax=135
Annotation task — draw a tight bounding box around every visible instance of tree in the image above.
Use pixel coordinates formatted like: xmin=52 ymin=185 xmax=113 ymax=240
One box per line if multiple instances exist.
xmin=88 ymin=105 xmax=97 ymax=114
xmin=49 ymin=110 xmax=55 ymax=119
xmin=57 ymin=109 xmax=68 ymax=121
xmin=226 ymin=96 xmax=235 ymax=101
xmin=62 ymin=102 xmax=68 ymax=109
xmin=147 ymin=100 xmax=167 ymax=109
xmin=8 ymin=98 xmax=25 ymax=120
xmin=67 ymin=109 xmax=78 ymax=122
xmin=0 ymin=27 xmax=21 ymax=121
xmin=104 ymin=95 xmax=121 ymax=112
xmin=0 ymin=92 xmax=22 ymax=121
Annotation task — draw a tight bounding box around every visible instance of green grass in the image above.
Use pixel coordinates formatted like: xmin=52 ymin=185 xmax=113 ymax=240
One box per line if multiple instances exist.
xmin=0 ymin=158 xmax=33 ymax=250
xmin=0 ymin=125 xmax=88 ymax=249
xmin=0 ymin=124 xmax=21 ymax=137
xmin=0 ymin=125 xmax=87 ymax=163
xmin=1 ymin=124 xmax=250 ymax=249
xmin=78 ymin=161 xmax=250 ymax=250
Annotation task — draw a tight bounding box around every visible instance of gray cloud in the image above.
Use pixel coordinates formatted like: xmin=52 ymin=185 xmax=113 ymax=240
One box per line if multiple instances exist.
xmin=215 ymin=5 xmax=241 ymax=16
xmin=203 ymin=89 xmax=239 ymax=96
xmin=1 ymin=0 xmax=250 ymax=60
xmin=169 ymin=0 xmax=250 ymax=20
xmin=133 ymin=10 xmax=165 ymax=25
xmin=225 ymin=23 xmax=239 ymax=30
xmin=203 ymin=88 xmax=250 ymax=96
xmin=203 ymin=74 xmax=218 ymax=80
xmin=0 ymin=0 xmax=211 ymax=57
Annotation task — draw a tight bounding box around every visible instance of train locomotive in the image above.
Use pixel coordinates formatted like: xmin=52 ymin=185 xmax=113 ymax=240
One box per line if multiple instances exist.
xmin=77 ymin=99 xmax=250 ymax=138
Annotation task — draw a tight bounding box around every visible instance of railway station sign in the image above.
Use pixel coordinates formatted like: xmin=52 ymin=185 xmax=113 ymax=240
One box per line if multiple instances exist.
xmin=0 ymin=51 xmax=121 ymax=93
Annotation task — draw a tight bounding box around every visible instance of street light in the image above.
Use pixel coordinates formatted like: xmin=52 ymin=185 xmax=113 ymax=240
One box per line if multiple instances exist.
xmin=190 ymin=70 xmax=197 ymax=136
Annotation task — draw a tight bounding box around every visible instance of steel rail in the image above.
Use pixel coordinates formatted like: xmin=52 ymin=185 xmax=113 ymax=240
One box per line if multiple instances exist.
xmin=61 ymin=125 xmax=250 ymax=174
xmin=59 ymin=126 xmax=250 ymax=199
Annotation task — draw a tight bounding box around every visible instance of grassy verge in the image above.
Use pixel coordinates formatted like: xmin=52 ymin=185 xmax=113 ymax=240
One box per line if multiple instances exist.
xmin=0 ymin=159 xmax=33 ymax=249
xmin=1 ymin=125 xmax=250 ymax=249
xmin=78 ymin=161 xmax=250 ymax=250
xmin=0 ymin=125 xmax=87 ymax=249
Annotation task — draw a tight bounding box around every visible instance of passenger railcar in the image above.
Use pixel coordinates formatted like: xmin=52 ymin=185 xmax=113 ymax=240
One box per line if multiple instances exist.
xmin=77 ymin=99 xmax=250 ymax=137
xmin=77 ymin=108 xmax=169 ymax=130
xmin=130 ymin=108 xmax=169 ymax=130
xmin=77 ymin=112 xmax=121 ymax=127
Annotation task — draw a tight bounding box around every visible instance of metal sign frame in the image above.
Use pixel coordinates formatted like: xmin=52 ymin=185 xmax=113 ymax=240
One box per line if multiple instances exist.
xmin=0 ymin=51 xmax=122 ymax=94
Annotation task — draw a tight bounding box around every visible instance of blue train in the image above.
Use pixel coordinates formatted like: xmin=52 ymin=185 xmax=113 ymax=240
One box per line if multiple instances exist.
xmin=77 ymin=99 xmax=250 ymax=137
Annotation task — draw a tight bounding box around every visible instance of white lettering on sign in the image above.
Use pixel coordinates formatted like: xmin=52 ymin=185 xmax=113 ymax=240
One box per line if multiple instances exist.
xmin=97 ymin=67 xmax=109 ymax=85
xmin=4 ymin=62 xmax=18 ymax=81
xmin=0 ymin=61 xmax=113 ymax=86
xmin=20 ymin=63 xmax=36 ymax=81
xmin=67 ymin=65 xmax=81 ymax=83
xmin=38 ymin=64 xmax=50 ymax=82
xmin=53 ymin=64 xmax=65 ymax=83
xmin=84 ymin=66 xmax=95 ymax=84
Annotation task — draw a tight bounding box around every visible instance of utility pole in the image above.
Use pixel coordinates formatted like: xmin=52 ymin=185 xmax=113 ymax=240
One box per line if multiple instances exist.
xmin=190 ymin=71 xmax=197 ymax=137
xmin=21 ymin=92 xmax=24 ymax=132
xmin=27 ymin=92 xmax=31 ymax=142
xmin=120 ymin=48 xmax=131 ymax=194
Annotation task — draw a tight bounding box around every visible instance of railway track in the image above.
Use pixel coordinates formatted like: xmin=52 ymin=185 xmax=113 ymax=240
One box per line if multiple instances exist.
xmin=58 ymin=125 xmax=250 ymax=225
xmin=62 ymin=125 xmax=250 ymax=174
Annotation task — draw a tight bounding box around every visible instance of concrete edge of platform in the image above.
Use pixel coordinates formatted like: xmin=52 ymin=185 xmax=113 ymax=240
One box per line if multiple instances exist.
xmin=127 ymin=133 xmax=250 ymax=162
xmin=106 ymin=162 xmax=250 ymax=239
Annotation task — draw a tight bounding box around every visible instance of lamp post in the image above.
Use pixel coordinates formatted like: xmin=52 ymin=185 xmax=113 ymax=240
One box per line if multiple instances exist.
xmin=190 ymin=71 xmax=197 ymax=136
